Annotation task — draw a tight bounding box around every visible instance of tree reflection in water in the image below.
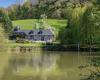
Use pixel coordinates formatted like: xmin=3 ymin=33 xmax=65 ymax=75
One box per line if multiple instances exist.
xmin=2 ymin=51 xmax=91 ymax=80
xmin=9 ymin=51 xmax=59 ymax=75
xmin=79 ymin=52 xmax=100 ymax=80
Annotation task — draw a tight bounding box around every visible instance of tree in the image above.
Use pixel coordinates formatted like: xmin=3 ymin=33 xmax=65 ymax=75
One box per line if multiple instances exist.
xmin=59 ymin=5 xmax=87 ymax=44
xmin=0 ymin=9 xmax=13 ymax=34
xmin=80 ymin=1 xmax=100 ymax=44
xmin=7 ymin=4 xmax=18 ymax=20
xmin=59 ymin=1 xmax=100 ymax=45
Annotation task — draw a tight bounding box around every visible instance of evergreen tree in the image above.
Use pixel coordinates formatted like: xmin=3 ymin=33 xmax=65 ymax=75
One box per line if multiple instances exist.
xmin=0 ymin=9 xmax=13 ymax=34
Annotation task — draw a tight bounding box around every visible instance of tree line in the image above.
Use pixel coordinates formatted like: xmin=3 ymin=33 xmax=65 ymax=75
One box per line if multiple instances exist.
xmin=6 ymin=0 xmax=90 ymax=20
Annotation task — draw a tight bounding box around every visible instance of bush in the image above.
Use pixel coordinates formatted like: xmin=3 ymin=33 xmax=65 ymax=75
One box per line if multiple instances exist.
xmin=0 ymin=9 xmax=13 ymax=34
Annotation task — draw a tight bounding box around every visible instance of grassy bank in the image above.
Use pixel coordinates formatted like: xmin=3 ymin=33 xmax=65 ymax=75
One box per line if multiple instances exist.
xmin=8 ymin=41 xmax=100 ymax=52
xmin=9 ymin=41 xmax=43 ymax=48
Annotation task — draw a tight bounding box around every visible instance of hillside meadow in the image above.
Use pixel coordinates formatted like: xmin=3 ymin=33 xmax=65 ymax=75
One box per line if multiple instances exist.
xmin=12 ymin=19 xmax=67 ymax=30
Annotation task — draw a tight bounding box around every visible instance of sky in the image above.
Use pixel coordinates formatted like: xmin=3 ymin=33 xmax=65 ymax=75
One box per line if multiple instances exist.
xmin=0 ymin=0 xmax=17 ymax=8
xmin=0 ymin=0 xmax=37 ymax=8
xmin=0 ymin=0 xmax=28 ymax=8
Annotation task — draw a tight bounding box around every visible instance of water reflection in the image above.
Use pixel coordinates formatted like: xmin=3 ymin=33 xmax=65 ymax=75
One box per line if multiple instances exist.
xmin=10 ymin=51 xmax=58 ymax=74
xmin=78 ymin=52 xmax=100 ymax=80
xmin=2 ymin=51 xmax=95 ymax=80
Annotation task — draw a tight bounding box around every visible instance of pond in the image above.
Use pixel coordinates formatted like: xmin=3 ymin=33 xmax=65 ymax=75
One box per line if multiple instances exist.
xmin=1 ymin=50 xmax=100 ymax=80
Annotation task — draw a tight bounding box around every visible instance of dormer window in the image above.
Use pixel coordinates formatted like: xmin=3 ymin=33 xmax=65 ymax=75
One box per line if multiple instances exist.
xmin=38 ymin=30 xmax=43 ymax=34
xmin=29 ymin=30 xmax=34 ymax=34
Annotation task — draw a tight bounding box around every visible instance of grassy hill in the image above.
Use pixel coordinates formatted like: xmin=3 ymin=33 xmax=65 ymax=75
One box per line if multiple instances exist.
xmin=12 ymin=19 xmax=67 ymax=30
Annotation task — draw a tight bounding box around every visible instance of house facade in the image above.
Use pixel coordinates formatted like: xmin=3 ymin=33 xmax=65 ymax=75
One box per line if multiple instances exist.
xmin=10 ymin=27 xmax=54 ymax=42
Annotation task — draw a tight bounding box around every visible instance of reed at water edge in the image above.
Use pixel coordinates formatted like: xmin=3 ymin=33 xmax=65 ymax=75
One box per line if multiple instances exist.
xmin=0 ymin=24 xmax=11 ymax=79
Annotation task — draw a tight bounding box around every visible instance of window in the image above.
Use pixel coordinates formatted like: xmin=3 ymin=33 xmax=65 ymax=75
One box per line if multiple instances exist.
xmin=41 ymin=36 xmax=44 ymax=41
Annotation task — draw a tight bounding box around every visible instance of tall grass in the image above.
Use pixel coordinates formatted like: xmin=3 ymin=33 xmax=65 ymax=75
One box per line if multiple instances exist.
xmin=0 ymin=24 xmax=8 ymax=51
xmin=0 ymin=24 xmax=11 ymax=79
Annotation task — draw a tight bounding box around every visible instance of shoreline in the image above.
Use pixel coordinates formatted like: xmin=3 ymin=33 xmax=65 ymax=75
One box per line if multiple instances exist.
xmin=9 ymin=43 xmax=100 ymax=52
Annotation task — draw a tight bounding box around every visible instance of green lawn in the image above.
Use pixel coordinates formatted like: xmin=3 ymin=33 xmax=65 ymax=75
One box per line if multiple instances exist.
xmin=12 ymin=19 xmax=67 ymax=30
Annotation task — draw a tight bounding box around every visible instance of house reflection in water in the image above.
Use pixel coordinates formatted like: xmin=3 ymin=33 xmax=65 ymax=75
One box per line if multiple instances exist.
xmin=10 ymin=52 xmax=58 ymax=74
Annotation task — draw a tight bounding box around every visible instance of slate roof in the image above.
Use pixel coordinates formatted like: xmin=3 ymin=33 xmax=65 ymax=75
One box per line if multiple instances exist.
xmin=33 ymin=29 xmax=54 ymax=35
xmin=14 ymin=29 xmax=54 ymax=36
